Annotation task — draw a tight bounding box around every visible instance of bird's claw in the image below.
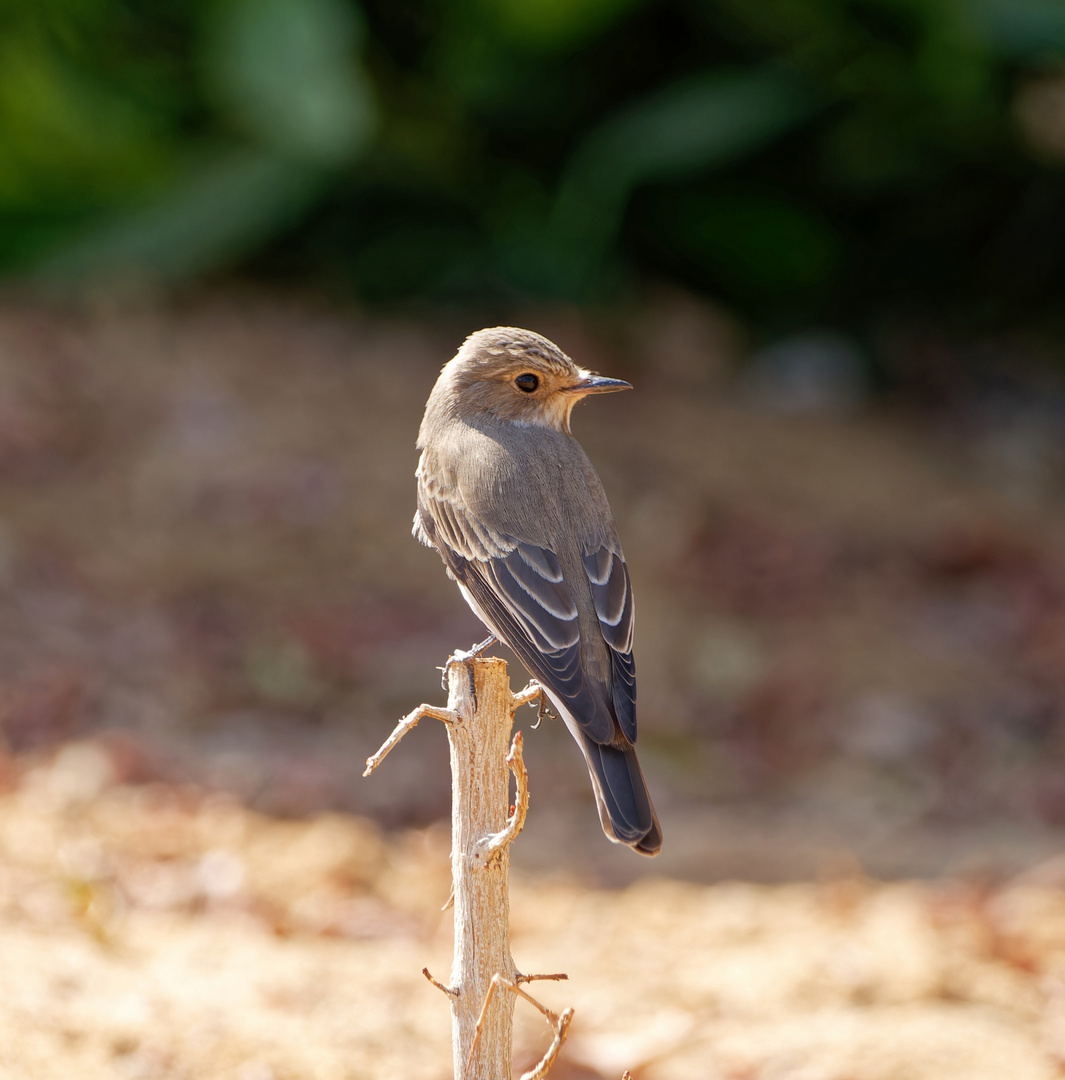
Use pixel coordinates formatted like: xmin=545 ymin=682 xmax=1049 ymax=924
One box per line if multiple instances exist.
xmin=441 ymin=635 xmax=498 ymax=702
xmin=532 ymin=688 xmax=557 ymax=730
xmin=468 ymin=634 xmax=498 ymax=658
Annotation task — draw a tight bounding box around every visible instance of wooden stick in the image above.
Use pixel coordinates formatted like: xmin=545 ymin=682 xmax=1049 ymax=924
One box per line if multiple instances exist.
xmin=444 ymin=656 xmax=520 ymax=1078
xmin=365 ymin=658 xmax=573 ymax=1079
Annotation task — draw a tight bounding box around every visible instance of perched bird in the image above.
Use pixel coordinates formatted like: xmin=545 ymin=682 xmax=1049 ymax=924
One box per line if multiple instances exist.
xmin=413 ymin=327 xmax=662 ymax=855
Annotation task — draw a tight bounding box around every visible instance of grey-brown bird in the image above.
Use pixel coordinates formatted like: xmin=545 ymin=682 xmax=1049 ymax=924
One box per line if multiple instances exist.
xmin=413 ymin=327 xmax=662 ymax=855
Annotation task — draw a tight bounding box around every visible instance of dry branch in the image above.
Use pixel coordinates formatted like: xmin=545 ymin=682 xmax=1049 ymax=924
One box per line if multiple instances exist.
xmin=364 ymin=653 xmax=574 ymax=1079
xmin=362 ymin=702 xmax=456 ymax=776
xmin=468 ymin=973 xmax=575 ymax=1080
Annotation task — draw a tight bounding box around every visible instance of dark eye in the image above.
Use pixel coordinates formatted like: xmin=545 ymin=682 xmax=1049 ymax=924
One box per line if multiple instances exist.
xmin=514 ymin=373 xmax=539 ymax=393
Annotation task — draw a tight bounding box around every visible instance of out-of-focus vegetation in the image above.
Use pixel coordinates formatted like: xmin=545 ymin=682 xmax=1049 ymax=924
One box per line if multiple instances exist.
xmin=2 ymin=0 xmax=1065 ymax=325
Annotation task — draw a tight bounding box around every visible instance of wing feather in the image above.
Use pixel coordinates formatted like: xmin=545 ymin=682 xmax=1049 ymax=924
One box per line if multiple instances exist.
xmin=417 ymin=491 xmax=616 ymax=743
xmin=583 ymin=546 xmax=637 ymax=742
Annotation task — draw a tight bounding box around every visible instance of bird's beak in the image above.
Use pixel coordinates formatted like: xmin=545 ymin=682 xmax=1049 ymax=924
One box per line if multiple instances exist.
xmin=564 ymin=373 xmax=633 ymax=395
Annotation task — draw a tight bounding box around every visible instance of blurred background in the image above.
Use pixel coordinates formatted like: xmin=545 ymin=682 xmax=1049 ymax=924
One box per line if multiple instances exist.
xmin=7 ymin=2 xmax=1065 ymax=1077
xmin=3 ymin=0 xmax=1065 ymax=875
xmin=4 ymin=0 xmax=1065 ymax=322
xmin=4 ymin=0 xmax=1065 ymax=882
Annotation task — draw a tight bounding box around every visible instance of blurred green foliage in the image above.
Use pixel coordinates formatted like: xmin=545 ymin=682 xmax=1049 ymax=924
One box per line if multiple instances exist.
xmin=1 ymin=0 xmax=1064 ymax=324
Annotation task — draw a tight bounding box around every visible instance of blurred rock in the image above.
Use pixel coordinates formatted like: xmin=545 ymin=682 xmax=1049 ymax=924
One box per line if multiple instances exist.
xmin=743 ymin=331 xmax=868 ymax=415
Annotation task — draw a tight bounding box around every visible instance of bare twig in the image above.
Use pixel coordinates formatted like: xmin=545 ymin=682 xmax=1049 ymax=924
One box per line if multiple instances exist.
xmin=481 ymin=731 xmax=529 ymax=859
xmin=520 ymin=1006 xmax=574 ymax=1080
xmin=467 ymin=973 xmax=574 ymax=1080
xmin=423 ymin=967 xmax=459 ymax=998
xmin=362 ymin=703 xmax=456 ymax=776
xmin=516 ymin=973 xmax=569 ymax=985
xmin=466 ymin=976 xmax=502 ymax=1074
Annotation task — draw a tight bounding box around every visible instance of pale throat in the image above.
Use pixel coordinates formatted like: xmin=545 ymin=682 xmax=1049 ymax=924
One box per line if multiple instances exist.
xmin=510 ymin=394 xmax=579 ymax=434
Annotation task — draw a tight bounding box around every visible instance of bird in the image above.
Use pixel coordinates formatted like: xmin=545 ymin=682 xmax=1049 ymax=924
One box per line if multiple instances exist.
xmin=413 ymin=326 xmax=662 ymax=855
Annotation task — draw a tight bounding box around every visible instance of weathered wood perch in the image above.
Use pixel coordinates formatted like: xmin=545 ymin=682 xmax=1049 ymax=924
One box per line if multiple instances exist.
xmin=364 ymin=651 xmax=573 ymax=1080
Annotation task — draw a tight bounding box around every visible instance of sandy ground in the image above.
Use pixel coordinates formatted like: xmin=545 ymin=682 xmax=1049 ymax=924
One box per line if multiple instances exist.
xmin=5 ymin=743 xmax=1065 ymax=1080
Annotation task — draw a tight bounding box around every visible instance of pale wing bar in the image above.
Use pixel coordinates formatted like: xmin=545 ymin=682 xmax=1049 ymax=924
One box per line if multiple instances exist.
xmin=458 ymin=551 xmax=616 ymax=744
xmin=583 ymin=546 xmax=637 ymax=744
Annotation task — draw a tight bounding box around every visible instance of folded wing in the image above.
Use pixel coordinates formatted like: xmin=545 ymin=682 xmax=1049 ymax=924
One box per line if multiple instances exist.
xmin=417 ymin=491 xmax=617 ymax=743
xmin=582 ymin=545 xmax=637 ymax=744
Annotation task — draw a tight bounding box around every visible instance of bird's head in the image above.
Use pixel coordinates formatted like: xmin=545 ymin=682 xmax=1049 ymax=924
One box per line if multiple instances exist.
xmin=437 ymin=327 xmax=631 ymax=434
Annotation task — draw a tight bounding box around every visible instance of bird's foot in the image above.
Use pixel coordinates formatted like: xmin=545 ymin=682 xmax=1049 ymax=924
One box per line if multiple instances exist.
xmin=466 ymin=634 xmax=498 ymax=658
xmin=440 ymin=635 xmax=498 ymax=690
xmin=533 ymin=690 xmax=558 ymax=730
xmin=440 ymin=635 xmax=499 ymax=695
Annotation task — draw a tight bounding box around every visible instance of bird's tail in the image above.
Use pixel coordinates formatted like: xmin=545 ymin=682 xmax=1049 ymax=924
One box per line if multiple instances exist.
xmin=582 ymin=736 xmax=662 ymax=856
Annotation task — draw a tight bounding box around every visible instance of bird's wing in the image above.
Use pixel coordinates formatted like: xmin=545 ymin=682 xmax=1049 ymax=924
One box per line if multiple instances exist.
xmin=582 ymin=545 xmax=637 ymax=744
xmin=417 ymin=490 xmax=617 ymax=743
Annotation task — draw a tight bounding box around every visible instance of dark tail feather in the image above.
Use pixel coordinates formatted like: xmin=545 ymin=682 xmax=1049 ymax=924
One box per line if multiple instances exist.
xmin=584 ymin=738 xmax=662 ymax=856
